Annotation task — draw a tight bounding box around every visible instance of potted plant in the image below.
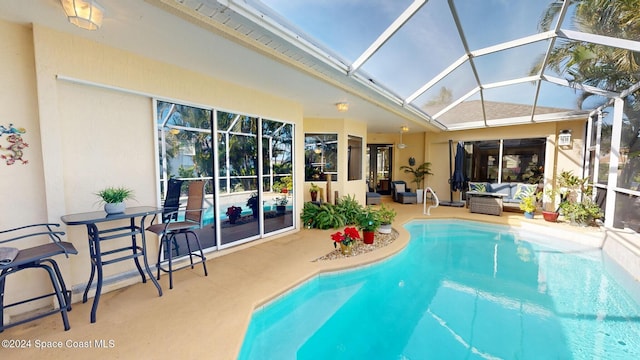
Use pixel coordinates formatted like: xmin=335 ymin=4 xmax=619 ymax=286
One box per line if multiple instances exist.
xmin=309 ymin=183 xmax=320 ymax=202
xmin=331 ymin=226 xmax=360 ymax=256
xmin=96 ymin=186 xmax=134 ymax=214
xmin=356 ymin=206 xmax=381 ymax=244
xmin=246 ymin=192 xmax=260 ymax=219
xmin=225 ymin=205 xmax=242 ymax=224
xmin=399 ymin=161 xmax=433 ymax=203
xmin=274 ymin=195 xmax=288 ymax=214
xmin=559 ymin=199 xmax=603 ymax=226
xmin=519 ymin=196 xmax=536 ymax=219
xmin=377 ymin=203 xmax=396 ymax=234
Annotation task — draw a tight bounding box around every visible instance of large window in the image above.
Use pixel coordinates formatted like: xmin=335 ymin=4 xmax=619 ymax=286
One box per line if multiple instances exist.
xmin=305 ymin=133 xmax=337 ymax=181
xmin=466 ymin=138 xmax=546 ymax=184
xmin=348 ymin=135 xmax=362 ymax=181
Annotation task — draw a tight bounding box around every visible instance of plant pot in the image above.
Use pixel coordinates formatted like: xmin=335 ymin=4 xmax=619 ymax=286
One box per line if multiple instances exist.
xmin=363 ymin=230 xmax=375 ymax=244
xmin=340 ymin=242 xmax=352 ymax=255
xmin=276 ymin=205 xmax=286 ymax=214
xmin=310 ymin=191 xmax=318 ymax=202
xmin=229 ymin=215 xmax=238 ymax=224
xmin=416 ymin=189 xmax=424 ymax=204
xmin=378 ymin=223 xmax=392 ymax=234
xmin=104 ymin=202 xmax=125 ymax=214
xmin=524 ymin=211 xmax=535 ymax=219
xmin=542 ymin=211 xmax=559 ymax=222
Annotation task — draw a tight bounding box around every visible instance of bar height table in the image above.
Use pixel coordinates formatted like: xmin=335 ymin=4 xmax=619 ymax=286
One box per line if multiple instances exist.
xmin=61 ymin=206 xmax=163 ymax=323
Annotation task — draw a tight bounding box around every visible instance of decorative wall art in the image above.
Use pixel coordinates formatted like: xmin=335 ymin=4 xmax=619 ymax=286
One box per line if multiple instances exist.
xmin=1 ymin=123 xmax=28 ymax=165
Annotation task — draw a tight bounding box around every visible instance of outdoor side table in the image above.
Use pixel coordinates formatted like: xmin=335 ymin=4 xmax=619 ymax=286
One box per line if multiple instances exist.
xmin=61 ymin=206 xmax=163 ymax=323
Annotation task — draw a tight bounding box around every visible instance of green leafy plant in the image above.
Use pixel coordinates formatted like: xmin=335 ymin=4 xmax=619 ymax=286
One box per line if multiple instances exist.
xmin=335 ymin=194 xmax=364 ymax=225
xmin=377 ymin=203 xmax=397 ymax=225
xmin=519 ymin=196 xmax=537 ymax=213
xmin=315 ymin=203 xmax=346 ymax=229
xmin=301 ymin=202 xmax=321 ymax=228
xmin=309 ymin=183 xmax=320 ymax=193
xmin=357 ymin=206 xmax=381 ymax=232
xmin=273 ymin=176 xmax=293 ymax=193
xmin=560 ymin=199 xmax=603 ymax=226
xmin=96 ymin=186 xmax=134 ymax=204
xmin=399 ymin=161 xmax=433 ymax=189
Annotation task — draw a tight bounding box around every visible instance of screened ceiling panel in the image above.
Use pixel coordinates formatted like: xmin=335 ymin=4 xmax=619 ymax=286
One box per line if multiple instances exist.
xmin=455 ymin=0 xmax=558 ymax=49
xmin=257 ymin=0 xmax=413 ymax=63
xmin=435 ymin=97 xmax=485 ymax=127
xmin=186 ymin=0 xmax=640 ymax=131
xmin=483 ymin=84 xmax=537 ymax=120
xmin=545 ymin=39 xmax=640 ymax=94
xmin=359 ymin=0 xmax=464 ymax=99
xmin=474 ymin=41 xmax=550 ymax=84
xmin=413 ymin=60 xmax=477 ymax=116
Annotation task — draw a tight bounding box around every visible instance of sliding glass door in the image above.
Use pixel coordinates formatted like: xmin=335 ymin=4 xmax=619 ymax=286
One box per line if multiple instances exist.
xmin=155 ymin=100 xmax=295 ymax=251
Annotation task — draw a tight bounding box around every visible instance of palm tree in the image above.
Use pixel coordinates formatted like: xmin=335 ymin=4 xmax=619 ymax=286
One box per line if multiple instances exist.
xmin=536 ymin=0 xmax=640 ymax=191
xmin=536 ymin=0 xmax=640 ymax=96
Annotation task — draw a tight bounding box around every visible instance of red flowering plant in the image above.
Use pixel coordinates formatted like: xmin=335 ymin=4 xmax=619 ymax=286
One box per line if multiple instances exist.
xmin=331 ymin=226 xmax=360 ymax=248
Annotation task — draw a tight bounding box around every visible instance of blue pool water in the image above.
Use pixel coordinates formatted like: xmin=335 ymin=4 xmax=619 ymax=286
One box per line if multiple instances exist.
xmin=239 ymin=220 xmax=640 ymax=359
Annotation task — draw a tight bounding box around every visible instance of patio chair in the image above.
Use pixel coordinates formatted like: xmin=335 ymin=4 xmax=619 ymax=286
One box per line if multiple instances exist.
xmin=390 ymin=180 xmax=417 ymax=204
xmin=366 ymin=181 xmax=381 ymax=205
xmin=1 ymin=223 xmax=77 ymax=332
xmin=146 ymin=180 xmax=208 ymax=289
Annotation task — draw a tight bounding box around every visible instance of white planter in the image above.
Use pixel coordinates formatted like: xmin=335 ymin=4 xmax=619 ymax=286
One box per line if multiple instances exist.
xmin=416 ymin=189 xmax=424 ymax=203
xmin=104 ymin=202 xmax=125 ymax=214
xmin=378 ymin=223 xmax=392 ymax=234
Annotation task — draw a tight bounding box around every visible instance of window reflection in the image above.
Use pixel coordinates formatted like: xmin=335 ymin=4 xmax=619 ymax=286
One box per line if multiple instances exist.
xmin=617 ymin=107 xmax=640 ymax=190
xmin=305 ymin=133 xmax=338 ymax=181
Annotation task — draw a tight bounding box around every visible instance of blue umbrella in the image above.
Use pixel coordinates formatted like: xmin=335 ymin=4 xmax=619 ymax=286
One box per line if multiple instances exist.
xmin=451 ymin=142 xmax=466 ymax=192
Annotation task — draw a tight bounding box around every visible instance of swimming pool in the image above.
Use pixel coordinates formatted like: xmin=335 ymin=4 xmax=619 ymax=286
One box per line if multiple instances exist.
xmin=239 ymin=220 xmax=640 ymax=359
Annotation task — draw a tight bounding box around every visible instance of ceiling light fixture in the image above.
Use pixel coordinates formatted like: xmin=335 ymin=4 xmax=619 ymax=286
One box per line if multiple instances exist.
xmin=336 ymin=102 xmax=349 ymax=112
xmin=398 ymin=126 xmax=408 ymax=149
xmin=61 ymin=0 xmax=104 ymax=30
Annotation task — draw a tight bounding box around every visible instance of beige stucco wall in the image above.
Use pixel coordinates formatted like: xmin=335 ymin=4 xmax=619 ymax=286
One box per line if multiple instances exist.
xmin=0 ymin=20 xmax=53 ymax=317
xmin=1 ymin=19 xmax=305 ymax=318
xmin=303 ymin=117 xmax=368 ymax=204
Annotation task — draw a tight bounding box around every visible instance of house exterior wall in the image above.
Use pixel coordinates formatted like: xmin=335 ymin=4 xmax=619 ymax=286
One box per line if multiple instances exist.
xmin=303 ymin=117 xmax=368 ymax=204
xmin=425 ymin=121 xmax=587 ymax=201
xmin=0 ymin=19 xmax=304 ymax=318
xmin=0 ymin=19 xmax=53 ymax=316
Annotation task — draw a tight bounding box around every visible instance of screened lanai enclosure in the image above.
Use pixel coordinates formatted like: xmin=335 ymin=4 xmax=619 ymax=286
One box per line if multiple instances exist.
xmin=156 ymin=100 xmax=294 ymax=251
xmin=162 ymin=0 xmax=638 ymax=232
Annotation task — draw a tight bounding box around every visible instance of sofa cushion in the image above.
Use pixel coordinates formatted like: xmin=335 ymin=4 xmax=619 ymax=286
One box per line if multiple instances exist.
xmin=488 ymin=183 xmax=511 ymax=197
xmin=395 ymin=183 xmax=405 ymax=193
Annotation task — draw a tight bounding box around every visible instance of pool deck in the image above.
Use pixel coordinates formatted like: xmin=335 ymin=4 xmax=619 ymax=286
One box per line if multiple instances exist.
xmin=2 ymin=198 xmax=636 ymax=359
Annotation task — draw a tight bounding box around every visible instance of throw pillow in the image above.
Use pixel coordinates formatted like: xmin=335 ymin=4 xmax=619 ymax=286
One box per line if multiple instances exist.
xmin=514 ymin=183 xmax=536 ymax=200
xmin=469 ymin=182 xmax=486 ymax=192
xmin=395 ymin=183 xmax=406 ymax=193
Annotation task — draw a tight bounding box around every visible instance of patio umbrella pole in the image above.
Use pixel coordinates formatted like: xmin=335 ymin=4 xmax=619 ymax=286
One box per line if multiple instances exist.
xmin=441 ymin=139 xmax=465 ymax=207
xmin=448 ymin=139 xmax=454 ymax=203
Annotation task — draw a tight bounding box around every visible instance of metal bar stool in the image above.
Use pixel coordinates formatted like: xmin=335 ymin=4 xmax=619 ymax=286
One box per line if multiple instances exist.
xmin=1 ymin=223 xmax=77 ymax=332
